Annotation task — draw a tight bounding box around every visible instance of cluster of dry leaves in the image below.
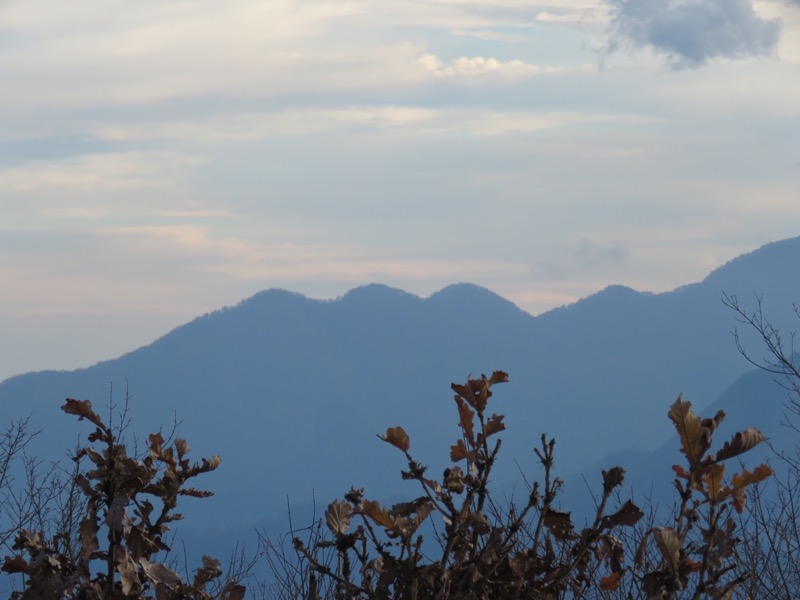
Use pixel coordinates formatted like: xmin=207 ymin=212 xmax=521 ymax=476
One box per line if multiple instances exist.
xmin=2 ymin=399 xmax=245 ymax=600
xmin=293 ymin=373 xmax=772 ymax=599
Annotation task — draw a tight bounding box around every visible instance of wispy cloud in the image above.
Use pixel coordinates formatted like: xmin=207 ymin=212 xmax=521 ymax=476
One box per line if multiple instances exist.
xmin=419 ymin=53 xmax=558 ymax=77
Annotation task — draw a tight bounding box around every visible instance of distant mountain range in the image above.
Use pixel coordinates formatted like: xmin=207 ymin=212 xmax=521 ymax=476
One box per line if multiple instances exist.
xmin=2 ymin=236 xmax=799 ymax=553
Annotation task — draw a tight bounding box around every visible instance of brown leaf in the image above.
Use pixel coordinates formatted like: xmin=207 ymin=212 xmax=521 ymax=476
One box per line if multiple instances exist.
xmin=449 ymin=439 xmax=475 ymax=463
xmin=198 ymin=455 xmax=222 ymax=473
xmin=149 ymin=433 xmax=165 ymax=456
xmin=701 ymin=463 xmax=726 ymax=501
xmin=194 ymin=556 xmax=222 ymax=587
xmin=672 ymin=464 xmax=689 ymax=479
xmin=407 ymin=502 xmax=434 ymax=535
xmin=601 ymin=500 xmax=644 ymax=529
xmin=454 ymin=397 xmax=475 ymax=445
xmin=179 ymin=487 xmax=215 ymax=498
xmin=484 ymin=413 xmax=506 ymax=438
xmin=443 ymin=466 xmax=465 ymax=493
xmin=715 ymin=428 xmax=766 ymax=462
xmin=127 ymin=526 xmax=159 ymax=563
xmin=634 ymin=530 xmax=651 ymax=570
xmin=361 ymin=500 xmax=395 ymax=530
xmin=1 ymin=555 xmax=28 ymax=574
xmin=61 ymin=398 xmax=106 ymax=430
xmin=653 ymin=527 xmax=681 ymax=572
xmin=721 ymin=464 xmax=773 ymax=513
xmin=668 ymin=396 xmax=713 ymax=466
xmin=325 ymin=500 xmax=353 ymax=535
xmin=219 ymin=580 xmax=247 ymax=600
xmin=599 ymin=571 xmax=623 ymax=591
xmin=117 ymin=546 xmax=140 ymax=596
xmin=378 ymin=427 xmax=410 ymax=452
xmin=543 ymin=509 xmax=574 ymax=541
xmin=79 ymin=514 xmax=99 ymax=559
xmin=140 ymin=558 xmax=182 ymax=587
xmin=488 ymin=371 xmax=509 ymax=385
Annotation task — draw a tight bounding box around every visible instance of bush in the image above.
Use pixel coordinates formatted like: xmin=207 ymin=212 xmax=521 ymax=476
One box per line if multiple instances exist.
xmin=1 ymin=399 xmax=245 ymax=600
xmin=0 ymin=372 xmax=774 ymax=599
xmin=281 ymin=372 xmax=771 ymax=599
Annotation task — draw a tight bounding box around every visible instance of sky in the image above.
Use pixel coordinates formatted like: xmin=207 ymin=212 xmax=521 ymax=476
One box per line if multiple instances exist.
xmin=1 ymin=0 xmax=799 ymax=382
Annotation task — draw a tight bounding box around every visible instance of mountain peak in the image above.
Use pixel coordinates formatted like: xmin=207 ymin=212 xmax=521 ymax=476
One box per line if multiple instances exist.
xmin=703 ymin=236 xmax=800 ymax=287
xmin=338 ymin=284 xmax=421 ymax=303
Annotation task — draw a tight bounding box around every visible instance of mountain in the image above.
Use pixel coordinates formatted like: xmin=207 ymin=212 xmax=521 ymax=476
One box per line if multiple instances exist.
xmin=2 ymin=236 xmax=800 ymax=542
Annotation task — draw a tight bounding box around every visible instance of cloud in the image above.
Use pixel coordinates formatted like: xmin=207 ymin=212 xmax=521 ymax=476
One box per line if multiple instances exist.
xmin=418 ymin=53 xmax=557 ymax=77
xmin=0 ymin=152 xmax=200 ymax=194
xmin=606 ymin=0 xmax=781 ymax=67
xmin=574 ymin=238 xmax=631 ymax=267
xmin=450 ymin=28 xmax=530 ymax=43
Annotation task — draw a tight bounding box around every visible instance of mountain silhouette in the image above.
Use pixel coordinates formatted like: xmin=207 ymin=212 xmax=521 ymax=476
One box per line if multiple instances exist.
xmin=2 ymin=236 xmax=799 ymax=539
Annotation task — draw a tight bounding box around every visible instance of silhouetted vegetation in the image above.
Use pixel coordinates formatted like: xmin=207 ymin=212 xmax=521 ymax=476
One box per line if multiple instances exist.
xmin=1 ymin=400 xmax=244 ymax=600
xmin=266 ymin=372 xmax=772 ymax=600
xmin=0 ymin=370 xmax=786 ymax=599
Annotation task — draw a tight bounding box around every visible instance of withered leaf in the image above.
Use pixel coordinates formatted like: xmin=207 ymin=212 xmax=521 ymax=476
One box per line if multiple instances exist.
xmin=443 ymin=466 xmax=465 ymax=493
xmin=1 ymin=555 xmax=28 ymax=574
xmin=701 ymin=463 xmax=725 ymax=501
xmin=140 ymin=558 xmax=182 ymax=587
xmin=599 ymin=571 xmax=623 ymax=591
xmin=450 ymin=439 xmax=475 ymax=463
xmin=634 ymin=530 xmax=651 ymax=570
xmin=378 ymin=427 xmax=410 ymax=452
xmin=79 ymin=514 xmax=99 ymax=559
xmin=672 ymin=464 xmax=689 ymax=479
xmin=62 ymin=398 xmax=106 ymax=430
xmin=149 ymin=433 xmax=165 ymax=456
xmin=601 ymin=500 xmax=644 ymax=529
xmin=467 ymin=510 xmax=490 ymax=535
xmin=361 ymin=500 xmax=395 ymax=530
xmin=325 ymin=500 xmax=353 ymax=535
xmin=193 ymin=556 xmax=222 ymax=587
xmin=390 ymin=497 xmax=430 ymax=517
xmin=715 ymin=428 xmax=766 ymax=462
xmin=668 ymin=396 xmax=712 ymax=466
xmin=721 ymin=464 xmax=773 ymax=513
xmin=543 ymin=509 xmax=574 ymax=541
xmin=175 ymin=438 xmax=190 ymax=458
xmin=454 ymin=397 xmax=475 ymax=445
xmin=219 ymin=580 xmax=247 ymax=600
xmin=407 ymin=502 xmax=434 ymax=534
xmin=488 ymin=371 xmax=509 ymax=385
xmin=127 ymin=526 xmax=159 ymax=563
xmin=422 ymin=477 xmax=442 ymax=495
xmin=198 ymin=455 xmax=222 ymax=473
xmin=179 ymin=487 xmax=214 ymax=498
xmin=653 ymin=527 xmax=681 ymax=572
xmin=13 ymin=530 xmax=43 ymax=551
xmin=484 ymin=413 xmax=506 ymax=438
xmin=116 ymin=546 xmax=140 ymax=596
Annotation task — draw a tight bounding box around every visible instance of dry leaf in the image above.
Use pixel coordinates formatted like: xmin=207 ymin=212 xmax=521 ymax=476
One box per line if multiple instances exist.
xmin=715 ymin=428 xmax=766 ymax=462
xmin=61 ymin=399 xmax=105 ymax=430
xmin=379 ymin=427 xmax=410 ymax=452
xmin=325 ymin=500 xmax=353 ymax=535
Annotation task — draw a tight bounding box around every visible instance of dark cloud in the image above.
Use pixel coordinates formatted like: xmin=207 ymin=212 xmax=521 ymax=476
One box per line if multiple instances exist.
xmin=606 ymin=0 xmax=781 ymax=67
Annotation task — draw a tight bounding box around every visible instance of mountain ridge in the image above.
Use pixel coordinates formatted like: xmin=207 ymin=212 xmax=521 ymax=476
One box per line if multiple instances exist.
xmin=2 ymin=236 xmax=799 ymax=537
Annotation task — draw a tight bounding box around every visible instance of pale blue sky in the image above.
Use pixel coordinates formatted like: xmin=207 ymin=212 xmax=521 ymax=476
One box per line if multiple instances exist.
xmin=1 ymin=0 xmax=799 ymax=381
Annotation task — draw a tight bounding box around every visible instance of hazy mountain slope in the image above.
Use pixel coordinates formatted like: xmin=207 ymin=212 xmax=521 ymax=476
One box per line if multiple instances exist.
xmin=611 ymin=366 xmax=797 ymax=514
xmin=1 ymin=237 xmax=799 ymax=533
